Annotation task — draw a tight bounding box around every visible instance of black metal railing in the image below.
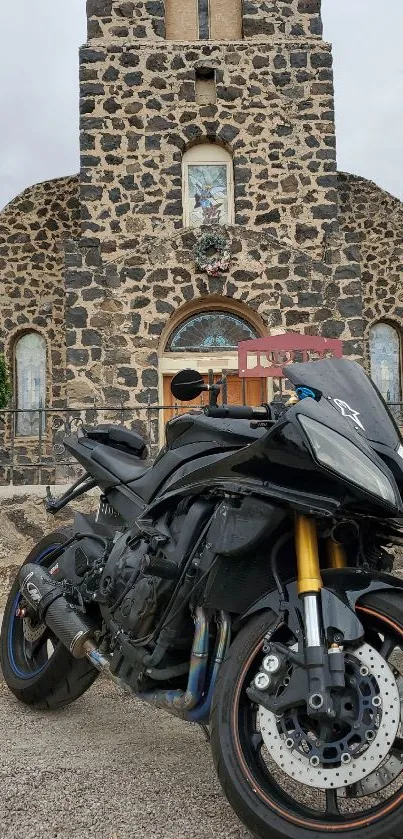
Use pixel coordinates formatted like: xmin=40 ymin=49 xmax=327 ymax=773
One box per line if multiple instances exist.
xmin=0 ymin=400 xmax=193 ymax=486
xmin=0 ymin=398 xmax=402 ymax=487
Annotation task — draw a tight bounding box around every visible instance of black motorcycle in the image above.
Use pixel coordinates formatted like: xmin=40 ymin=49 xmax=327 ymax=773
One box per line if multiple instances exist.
xmin=3 ymin=358 xmax=403 ymax=839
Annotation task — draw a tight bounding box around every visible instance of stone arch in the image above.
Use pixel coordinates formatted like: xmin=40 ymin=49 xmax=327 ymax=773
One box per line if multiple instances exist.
xmin=159 ymin=295 xmax=267 ymax=356
xmin=158 ymin=296 xmax=269 ymax=439
xmin=183 ymin=133 xmax=233 ymax=155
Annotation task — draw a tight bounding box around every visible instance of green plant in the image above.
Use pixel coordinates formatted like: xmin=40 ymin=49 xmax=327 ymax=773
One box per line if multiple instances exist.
xmin=0 ymin=353 xmax=12 ymax=409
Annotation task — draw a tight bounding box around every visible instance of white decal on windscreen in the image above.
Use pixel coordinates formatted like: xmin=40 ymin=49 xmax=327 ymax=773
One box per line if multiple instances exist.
xmin=332 ymin=399 xmax=365 ymax=431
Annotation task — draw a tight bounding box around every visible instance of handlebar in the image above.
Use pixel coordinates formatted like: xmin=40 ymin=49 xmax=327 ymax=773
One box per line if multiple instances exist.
xmin=203 ymin=405 xmax=271 ymax=421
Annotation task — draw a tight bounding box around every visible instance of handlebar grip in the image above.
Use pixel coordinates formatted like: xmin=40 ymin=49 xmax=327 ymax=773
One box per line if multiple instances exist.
xmin=203 ymin=405 xmax=270 ymax=420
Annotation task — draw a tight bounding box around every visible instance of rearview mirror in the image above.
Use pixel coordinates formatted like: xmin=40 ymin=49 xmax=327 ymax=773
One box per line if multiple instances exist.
xmin=170 ymin=369 xmax=205 ymax=401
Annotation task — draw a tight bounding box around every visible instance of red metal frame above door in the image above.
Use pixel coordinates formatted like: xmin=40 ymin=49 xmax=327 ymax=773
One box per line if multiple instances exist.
xmin=238 ymin=333 xmax=343 ymax=378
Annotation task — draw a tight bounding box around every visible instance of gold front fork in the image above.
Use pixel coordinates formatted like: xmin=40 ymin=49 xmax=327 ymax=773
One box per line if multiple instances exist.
xmin=327 ymin=540 xmax=347 ymax=569
xmin=295 ymin=514 xmax=322 ymax=595
xmin=295 ymin=515 xmax=347 ymax=594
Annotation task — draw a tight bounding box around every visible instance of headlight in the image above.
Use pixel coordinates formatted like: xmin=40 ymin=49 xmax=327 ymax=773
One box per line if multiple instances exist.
xmin=298 ymin=415 xmax=397 ymax=506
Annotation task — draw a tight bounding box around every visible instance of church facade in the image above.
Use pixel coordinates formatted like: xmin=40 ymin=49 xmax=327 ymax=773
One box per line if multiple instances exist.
xmin=0 ymin=0 xmax=402 ymax=460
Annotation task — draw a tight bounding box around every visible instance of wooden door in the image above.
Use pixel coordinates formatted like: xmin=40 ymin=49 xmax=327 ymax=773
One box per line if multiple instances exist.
xmin=163 ymin=374 xmax=266 ymax=423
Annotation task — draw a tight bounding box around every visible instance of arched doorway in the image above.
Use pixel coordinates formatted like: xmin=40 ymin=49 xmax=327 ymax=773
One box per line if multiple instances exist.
xmin=159 ymin=299 xmax=269 ymax=436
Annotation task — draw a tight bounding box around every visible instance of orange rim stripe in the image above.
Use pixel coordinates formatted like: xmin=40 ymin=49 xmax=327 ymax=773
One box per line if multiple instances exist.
xmin=230 ymin=605 xmax=403 ymax=832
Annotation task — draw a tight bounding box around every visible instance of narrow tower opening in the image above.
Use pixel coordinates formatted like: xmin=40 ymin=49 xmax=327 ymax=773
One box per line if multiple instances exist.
xmin=197 ymin=0 xmax=210 ymax=39
xmin=195 ymin=67 xmax=217 ymax=105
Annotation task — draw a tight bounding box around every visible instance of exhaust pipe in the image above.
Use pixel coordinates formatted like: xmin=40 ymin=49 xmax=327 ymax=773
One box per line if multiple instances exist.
xmin=138 ymin=606 xmax=209 ymax=716
xmin=19 ymin=564 xmax=96 ymax=658
xmin=19 ymin=565 xmax=232 ymax=722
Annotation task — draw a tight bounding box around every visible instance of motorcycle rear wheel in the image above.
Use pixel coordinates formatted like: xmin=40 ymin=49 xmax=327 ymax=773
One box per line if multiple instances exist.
xmin=211 ymin=593 xmax=403 ymax=839
xmin=0 ymin=529 xmax=98 ymax=710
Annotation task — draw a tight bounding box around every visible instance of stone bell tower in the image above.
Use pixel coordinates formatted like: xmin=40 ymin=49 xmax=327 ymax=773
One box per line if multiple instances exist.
xmin=64 ymin=0 xmax=363 ymax=445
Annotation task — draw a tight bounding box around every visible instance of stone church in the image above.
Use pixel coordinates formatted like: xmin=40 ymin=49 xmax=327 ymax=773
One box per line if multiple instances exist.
xmin=0 ymin=0 xmax=402 ymax=459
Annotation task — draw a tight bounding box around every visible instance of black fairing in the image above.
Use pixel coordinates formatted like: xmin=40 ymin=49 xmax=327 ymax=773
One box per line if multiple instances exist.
xmin=201 ymin=499 xmax=288 ymax=614
xmin=286 ymin=358 xmax=401 ymax=449
xmin=241 ymin=567 xmax=403 ymax=631
xmin=64 ymin=358 xmax=403 ymax=523
xmin=165 ymin=411 xmax=265 ymax=449
xmin=164 ymin=394 xmax=402 ymax=517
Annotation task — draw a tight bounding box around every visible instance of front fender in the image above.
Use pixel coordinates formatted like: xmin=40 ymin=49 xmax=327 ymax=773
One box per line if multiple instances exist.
xmin=238 ymin=567 xmax=403 ymax=642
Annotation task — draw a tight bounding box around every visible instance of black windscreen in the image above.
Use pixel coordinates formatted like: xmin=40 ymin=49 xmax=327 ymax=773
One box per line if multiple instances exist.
xmin=286 ymin=358 xmax=401 ymax=449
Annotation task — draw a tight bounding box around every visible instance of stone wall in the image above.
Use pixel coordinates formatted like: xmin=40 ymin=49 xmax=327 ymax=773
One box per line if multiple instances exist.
xmin=0 ymin=176 xmax=80 ymax=407
xmin=0 ymin=487 xmax=98 ymax=606
xmin=70 ymin=0 xmax=364 ymax=430
xmin=64 ymin=225 xmax=363 ymax=452
xmin=78 ymin=38 xmax=338 ymax=257
xmin=338 ymin=172 xmax=403 ymax=366
xmin=87 ymin=0 xmax=165 ymax=41
xmin=86 ymin=0 xmax=323 ymax=43
xmin=242 ymin=0 xmax=323 ymax=41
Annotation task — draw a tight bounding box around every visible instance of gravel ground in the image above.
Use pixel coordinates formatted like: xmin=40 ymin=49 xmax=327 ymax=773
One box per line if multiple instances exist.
xmin=2 ymin=546 xmax=403 ymax=839
xmin=0 ymin=676 xmax=250 ymax=839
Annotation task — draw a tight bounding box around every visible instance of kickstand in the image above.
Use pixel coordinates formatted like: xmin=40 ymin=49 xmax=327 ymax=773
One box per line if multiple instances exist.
xmin=198 ymin=723 xmax=210 ymax=742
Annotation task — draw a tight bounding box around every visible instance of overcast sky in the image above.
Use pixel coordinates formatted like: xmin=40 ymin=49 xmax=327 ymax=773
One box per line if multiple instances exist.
xmin=0 ymin=0 xmax=402 ymax=210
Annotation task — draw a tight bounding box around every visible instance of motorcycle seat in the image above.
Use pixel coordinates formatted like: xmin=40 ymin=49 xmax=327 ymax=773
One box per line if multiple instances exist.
xmin=91 ymin=444 xmax=151 ymax=484
xmin=85 ymin=425 xmax=148 ymax=460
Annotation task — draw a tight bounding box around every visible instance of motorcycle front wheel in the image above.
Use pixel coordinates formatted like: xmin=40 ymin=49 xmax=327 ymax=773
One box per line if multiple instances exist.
xmin=211 ymin=594 xmax=403 ymax=839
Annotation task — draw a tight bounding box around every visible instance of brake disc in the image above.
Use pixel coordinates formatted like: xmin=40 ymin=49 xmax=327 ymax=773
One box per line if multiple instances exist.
xmin=342 ymin=675 xmax=403 ymax=797
xmin=259 ymin=643 xmax=400 ymax=790
xmin=22 ymin=616 xmax=47 ymax=642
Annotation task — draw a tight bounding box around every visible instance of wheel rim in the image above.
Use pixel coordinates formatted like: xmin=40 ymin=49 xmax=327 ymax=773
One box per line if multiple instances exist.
xmin=231 ymin=606 xmax=403 ymax=832
xmin=7 ymin=544 xmax=61 ymax=680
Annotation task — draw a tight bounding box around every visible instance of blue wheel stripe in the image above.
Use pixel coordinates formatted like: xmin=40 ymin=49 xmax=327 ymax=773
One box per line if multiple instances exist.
xmin=7 ymin=544 xmax=61 ymax=680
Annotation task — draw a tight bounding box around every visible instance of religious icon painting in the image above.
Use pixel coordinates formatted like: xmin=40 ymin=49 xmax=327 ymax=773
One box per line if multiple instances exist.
xmin=187 ymin=164 xmax=229 ymax=227
xmin=182 ymin=144 xmax=234 ymax=228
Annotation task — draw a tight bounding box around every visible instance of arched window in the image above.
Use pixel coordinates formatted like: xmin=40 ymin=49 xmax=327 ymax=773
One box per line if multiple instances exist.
xmin=166 ymin=311 xmax=257 ymax=353
xmin=369 ymin=323 xmax=401 ymax=404
xmin=182 ymin=144 xmax=234 ymax=228
xmin=14 ymin=333 xmax=46 ymax=436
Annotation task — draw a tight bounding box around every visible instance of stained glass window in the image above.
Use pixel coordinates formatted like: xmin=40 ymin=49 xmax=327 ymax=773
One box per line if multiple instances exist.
xmin=166 ymin=312 xmax=257 ymax=353
xmin=369 ymin=323 xmax=401 ymax=403
xmin=182 ymin=144 xmax=234 ymax=228
xmin=15 ymin=333 xmax=46 ymax=436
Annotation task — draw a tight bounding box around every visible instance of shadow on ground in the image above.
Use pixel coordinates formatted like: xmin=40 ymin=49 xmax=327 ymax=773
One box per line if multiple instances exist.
xmin=0 ymin=679 xmax=250 ymax=839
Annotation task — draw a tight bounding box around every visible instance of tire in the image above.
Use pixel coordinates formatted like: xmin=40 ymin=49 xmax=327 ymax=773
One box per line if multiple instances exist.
xmin=0 ymin=528 xmax=98 ymax=710
xmin=210 ymin=595 xmax=403 ymax=839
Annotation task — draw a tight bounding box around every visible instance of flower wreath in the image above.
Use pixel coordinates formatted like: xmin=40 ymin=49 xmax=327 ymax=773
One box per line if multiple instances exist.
xmin=193 ymin=233 xmax=231 ymax=277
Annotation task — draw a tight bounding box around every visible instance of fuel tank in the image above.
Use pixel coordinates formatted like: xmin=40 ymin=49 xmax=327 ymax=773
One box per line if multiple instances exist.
xmin=165 ymin=410 xmax=265 ymax=449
